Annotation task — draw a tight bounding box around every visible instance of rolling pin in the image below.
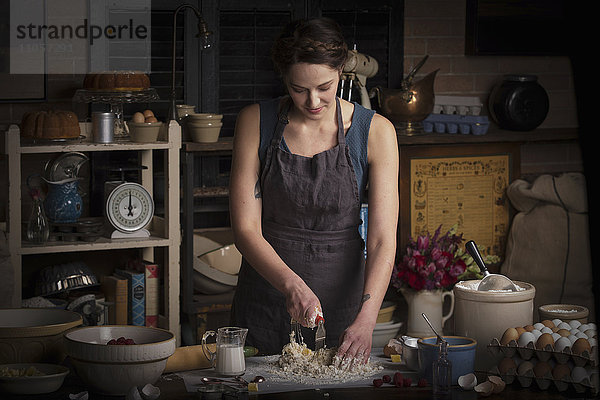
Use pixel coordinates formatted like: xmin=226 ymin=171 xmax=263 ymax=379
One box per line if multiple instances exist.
xmin=164 ymin=344 xmax=213 ymax=372
xmin=164 ymin=345 xmax=259 ymax=373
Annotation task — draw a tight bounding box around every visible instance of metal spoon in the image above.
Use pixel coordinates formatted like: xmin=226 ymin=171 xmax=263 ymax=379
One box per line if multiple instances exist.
xmin=421 ymin=313 xmax=446 ymax=345
xmin=465 ymin=240 xmax=517 ymax=292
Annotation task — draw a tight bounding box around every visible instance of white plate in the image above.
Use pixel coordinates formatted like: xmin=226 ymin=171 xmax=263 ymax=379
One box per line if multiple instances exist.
xmin=0 ymin=363 xmax=69 ymax=394
xmin=374 ymin=320 xmax=403 ymax=329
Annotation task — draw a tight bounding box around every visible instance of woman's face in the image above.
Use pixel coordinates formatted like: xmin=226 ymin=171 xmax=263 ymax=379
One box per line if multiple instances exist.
xmin=284 ymin=63 xmax=340 ymax=120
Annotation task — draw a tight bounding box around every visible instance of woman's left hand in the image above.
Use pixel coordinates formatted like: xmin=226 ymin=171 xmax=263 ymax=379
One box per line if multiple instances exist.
xmin=336 ymin=318 xmax=375 ymax=366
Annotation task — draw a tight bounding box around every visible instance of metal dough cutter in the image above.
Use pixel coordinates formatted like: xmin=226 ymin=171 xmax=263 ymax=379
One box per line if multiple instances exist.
xmin=315 ymin=316 xmax=326 ymax=351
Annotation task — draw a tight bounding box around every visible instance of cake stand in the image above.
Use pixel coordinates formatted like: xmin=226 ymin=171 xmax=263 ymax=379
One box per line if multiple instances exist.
xmin=73 ymin=88 xmax=159 ymax=139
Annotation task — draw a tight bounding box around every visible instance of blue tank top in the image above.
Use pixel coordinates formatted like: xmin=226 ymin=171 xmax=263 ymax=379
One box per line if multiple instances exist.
xmin=259 ymin=97 xmax=374 ymax=204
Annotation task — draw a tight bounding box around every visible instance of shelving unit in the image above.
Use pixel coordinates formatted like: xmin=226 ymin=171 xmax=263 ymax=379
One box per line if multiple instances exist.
xmin=181 ymin=138 xmax=234 ymax=344
xmin=1 ymin=121 xmax=181 ymax=343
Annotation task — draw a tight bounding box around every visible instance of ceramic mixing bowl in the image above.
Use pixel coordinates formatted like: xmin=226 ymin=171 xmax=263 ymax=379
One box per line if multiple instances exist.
xmin=128 ymin=121 xmax=162 ymax=143
xmin=64 ymin=325 xmax=175 ymax=396
xmin=417 ymin=336 xmax=477 ymax=385
xmin=0 ymin=308 xmax=82 ymax=364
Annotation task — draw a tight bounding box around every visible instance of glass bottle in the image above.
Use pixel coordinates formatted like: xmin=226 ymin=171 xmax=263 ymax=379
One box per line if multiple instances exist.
xmin=26 ymin=189 xmax=50 ymax=244
xmin=432 ymin=340 xmax=452 ymax=396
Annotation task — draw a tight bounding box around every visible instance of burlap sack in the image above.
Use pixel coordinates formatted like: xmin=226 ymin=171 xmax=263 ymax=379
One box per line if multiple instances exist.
xmin=500 ymin=172 xmax=595 ymax=320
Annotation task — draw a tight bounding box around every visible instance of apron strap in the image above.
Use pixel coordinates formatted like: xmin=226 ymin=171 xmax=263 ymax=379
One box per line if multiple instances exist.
xmin=335 ymin=97 xmax=346 ymax=145
xmin=271 ymin=97 xmax=291 ymax=147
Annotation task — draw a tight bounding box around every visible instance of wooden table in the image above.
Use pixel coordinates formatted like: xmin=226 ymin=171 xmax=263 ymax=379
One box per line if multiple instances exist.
xmin=0 ymin=366 xmax=595 ymax=400
xmin=156 ymin=372 xmax=595 ymax=400
xmin=3 ymin=369 xmax=595 ymax=399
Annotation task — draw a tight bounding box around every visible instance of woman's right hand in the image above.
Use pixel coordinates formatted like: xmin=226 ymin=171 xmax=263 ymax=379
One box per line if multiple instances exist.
xmin=285 ymin=279 xmax=323 ymax=328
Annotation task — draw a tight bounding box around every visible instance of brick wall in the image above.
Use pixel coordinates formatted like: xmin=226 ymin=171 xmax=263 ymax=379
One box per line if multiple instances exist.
xmin=403 ymin=0 xmax=578 ymax=129
xmin=403 ymin=0 xmax=583 ymax=177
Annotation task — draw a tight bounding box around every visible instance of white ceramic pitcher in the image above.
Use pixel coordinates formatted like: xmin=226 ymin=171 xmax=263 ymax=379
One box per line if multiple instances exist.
xmin=401 ymin=289 xmax=454 ymax=337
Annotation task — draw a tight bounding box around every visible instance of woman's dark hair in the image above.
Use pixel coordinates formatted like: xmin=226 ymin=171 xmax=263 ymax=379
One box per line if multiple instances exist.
xmin=271 ymin=17 xmax=348 ymax=78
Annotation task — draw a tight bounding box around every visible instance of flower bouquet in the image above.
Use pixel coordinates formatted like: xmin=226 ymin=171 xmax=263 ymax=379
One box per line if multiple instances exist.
xmin=391 ymin=225 xmax=499 ymax=292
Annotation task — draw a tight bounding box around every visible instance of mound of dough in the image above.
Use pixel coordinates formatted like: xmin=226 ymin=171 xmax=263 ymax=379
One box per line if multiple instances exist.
xmin=272 ymin=333 xmax=382 ymax=384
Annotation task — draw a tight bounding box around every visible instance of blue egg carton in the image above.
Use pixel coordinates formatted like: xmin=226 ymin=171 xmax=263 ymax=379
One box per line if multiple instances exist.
xmin=423 ymin=113 xmax=490 ymax=135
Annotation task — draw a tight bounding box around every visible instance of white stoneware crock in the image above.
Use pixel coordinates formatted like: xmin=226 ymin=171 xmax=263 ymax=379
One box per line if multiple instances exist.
xmin=453 ymin=279 xmax=535 ymax=372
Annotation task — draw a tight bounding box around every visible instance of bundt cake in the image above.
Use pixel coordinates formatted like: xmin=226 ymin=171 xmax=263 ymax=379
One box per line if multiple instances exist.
xmin=20 ymin=110 xmax=81 ymax=139
xmin=83 ymin=71 xmax=150 ymax=91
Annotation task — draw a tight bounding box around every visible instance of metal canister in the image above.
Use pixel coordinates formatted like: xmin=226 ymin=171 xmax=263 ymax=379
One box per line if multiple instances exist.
xmin=92 ymin=112 xmax=115 ymax=143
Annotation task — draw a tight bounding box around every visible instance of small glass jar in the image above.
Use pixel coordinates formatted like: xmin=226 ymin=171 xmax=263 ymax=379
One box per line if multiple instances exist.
xmin=27 ymin=189 xmax=50 ymax=244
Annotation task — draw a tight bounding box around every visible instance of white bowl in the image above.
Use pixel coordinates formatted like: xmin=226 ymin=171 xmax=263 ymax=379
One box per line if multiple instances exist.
xmin=193 ymin=257 xmax=238 ymax=294
xmin=372 ymin=321 xmax=403 ymax=348
xmin=198 ymin=244 xmax=242 ymax=275
xmin=0 ymin=363 xmax=69 ymax=395
xmin=64 ymin=325 xmax=175 ymax=395
xmin=187 ymin=113 xmax=223 ymax=121
xmin=0 ymin=308 xmax=82 ymax=364
xmin=128 ymin=121 xmax=162 ymax=143
xmin=188 ymin=121 xmax=222 ymax=143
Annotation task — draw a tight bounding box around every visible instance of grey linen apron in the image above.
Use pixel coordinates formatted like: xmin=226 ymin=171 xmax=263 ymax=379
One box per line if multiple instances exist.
xmin=231 ymin=97 xmax=365 ymax=355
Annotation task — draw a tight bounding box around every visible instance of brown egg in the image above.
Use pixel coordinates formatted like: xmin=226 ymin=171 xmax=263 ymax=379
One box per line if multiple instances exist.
xmin=143 ymin=109 xmax=154 ymax=118
xmin=557 ymin=329 xmax=571 ymax=337
xmin=517 ymin=360 xmax=534 ymax=375
xmin=552 ymin=363 xmax=571 ymax=380
xmin=500 ymin=327 xmax=519 ymax=345
xmin=572 ymin=337 xmax=591 ymax=355
xmin=132 ymin=112 xmax=145 ymax=123
xmin=551 ymin=326 xmax=560 ymax=333
xmin=536 ymin=333 xmax=555 ymax=350
xmin=497 ymin=357 xmax=517 ymax=375
xmin=524 ymin=325 xmax=535 ymax=332
xmin=541 ymin=320 xmax=555 ymax=329
xmin=145 ymin=116 xmax=158 ymax=123
xmin=515 ymin=326 xmax=526 ymax=337
xmin=533 ymin=361 xmax=552 ymax=377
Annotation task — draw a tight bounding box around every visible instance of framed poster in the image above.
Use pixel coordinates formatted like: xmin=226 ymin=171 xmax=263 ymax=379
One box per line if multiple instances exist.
xmin=398 ymin=143 xmax=520 ymax=260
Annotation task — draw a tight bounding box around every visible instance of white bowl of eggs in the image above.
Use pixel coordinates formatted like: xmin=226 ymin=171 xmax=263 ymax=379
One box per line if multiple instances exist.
xmin=129 ymin=110 xmax=162 ymax=143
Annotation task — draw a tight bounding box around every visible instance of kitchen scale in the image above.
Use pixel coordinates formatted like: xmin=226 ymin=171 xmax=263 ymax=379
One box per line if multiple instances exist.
xmin=104 ymin=167 xmax=154 ymax=239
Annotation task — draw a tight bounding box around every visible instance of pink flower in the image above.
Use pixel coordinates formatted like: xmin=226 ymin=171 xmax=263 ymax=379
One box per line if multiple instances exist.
xmin=449 ymin=259 xmax=466 ymax=277
xmin=417 ymin=235 xmax=429 ymax=251
xmin=392 ymin=225 xmax=471 ymax=292
xmin=431 ymin=247 xmax=442 ymax=261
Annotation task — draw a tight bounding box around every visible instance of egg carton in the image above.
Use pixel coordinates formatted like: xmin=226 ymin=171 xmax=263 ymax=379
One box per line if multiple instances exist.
xmin=488 ymin=337 xmax=598 ymax=367
xmin=433 ymin=95 xmax=483 ymax=116
xmin=489 ymin=359 xmax=599 ymax=395
xmin=422 ymin=113 xmax=489 ymax=135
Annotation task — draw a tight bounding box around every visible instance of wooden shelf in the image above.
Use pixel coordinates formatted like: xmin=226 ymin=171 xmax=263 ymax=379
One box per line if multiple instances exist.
xmin=2 ymin=122 xmax=182 ymax=344
xmin=396 ymin=127 xmax=579 ymax=146
xmin=193 ymin=186 xmax=229 ymax=198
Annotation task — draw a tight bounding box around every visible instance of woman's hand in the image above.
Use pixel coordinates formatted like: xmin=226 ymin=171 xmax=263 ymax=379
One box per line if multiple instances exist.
xmin=336 ymin=316 xmax=375 ymax=366
xmin=284 ymin=278 xmax=323 ymax=328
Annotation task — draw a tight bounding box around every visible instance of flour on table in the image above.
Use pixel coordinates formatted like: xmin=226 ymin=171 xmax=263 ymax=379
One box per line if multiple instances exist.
xmin=267 ymin=332 xmax=382 ymax=385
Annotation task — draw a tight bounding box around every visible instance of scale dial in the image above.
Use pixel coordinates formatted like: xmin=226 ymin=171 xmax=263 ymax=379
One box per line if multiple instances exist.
xmin=105 ymin=182 xmax=154 ymax=233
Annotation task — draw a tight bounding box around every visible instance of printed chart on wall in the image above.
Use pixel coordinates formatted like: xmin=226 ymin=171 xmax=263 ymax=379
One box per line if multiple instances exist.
xmin=409 ymin=154 xmax=511 ymax=257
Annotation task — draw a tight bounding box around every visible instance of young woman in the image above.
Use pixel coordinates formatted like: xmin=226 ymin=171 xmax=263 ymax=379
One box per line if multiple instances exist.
xmin=229 ymin=17 xmax=398 ymax=363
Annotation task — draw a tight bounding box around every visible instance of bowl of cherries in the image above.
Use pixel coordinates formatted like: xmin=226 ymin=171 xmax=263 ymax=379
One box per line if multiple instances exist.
xmin=64 ymin=325 xmax=175 ymax=395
